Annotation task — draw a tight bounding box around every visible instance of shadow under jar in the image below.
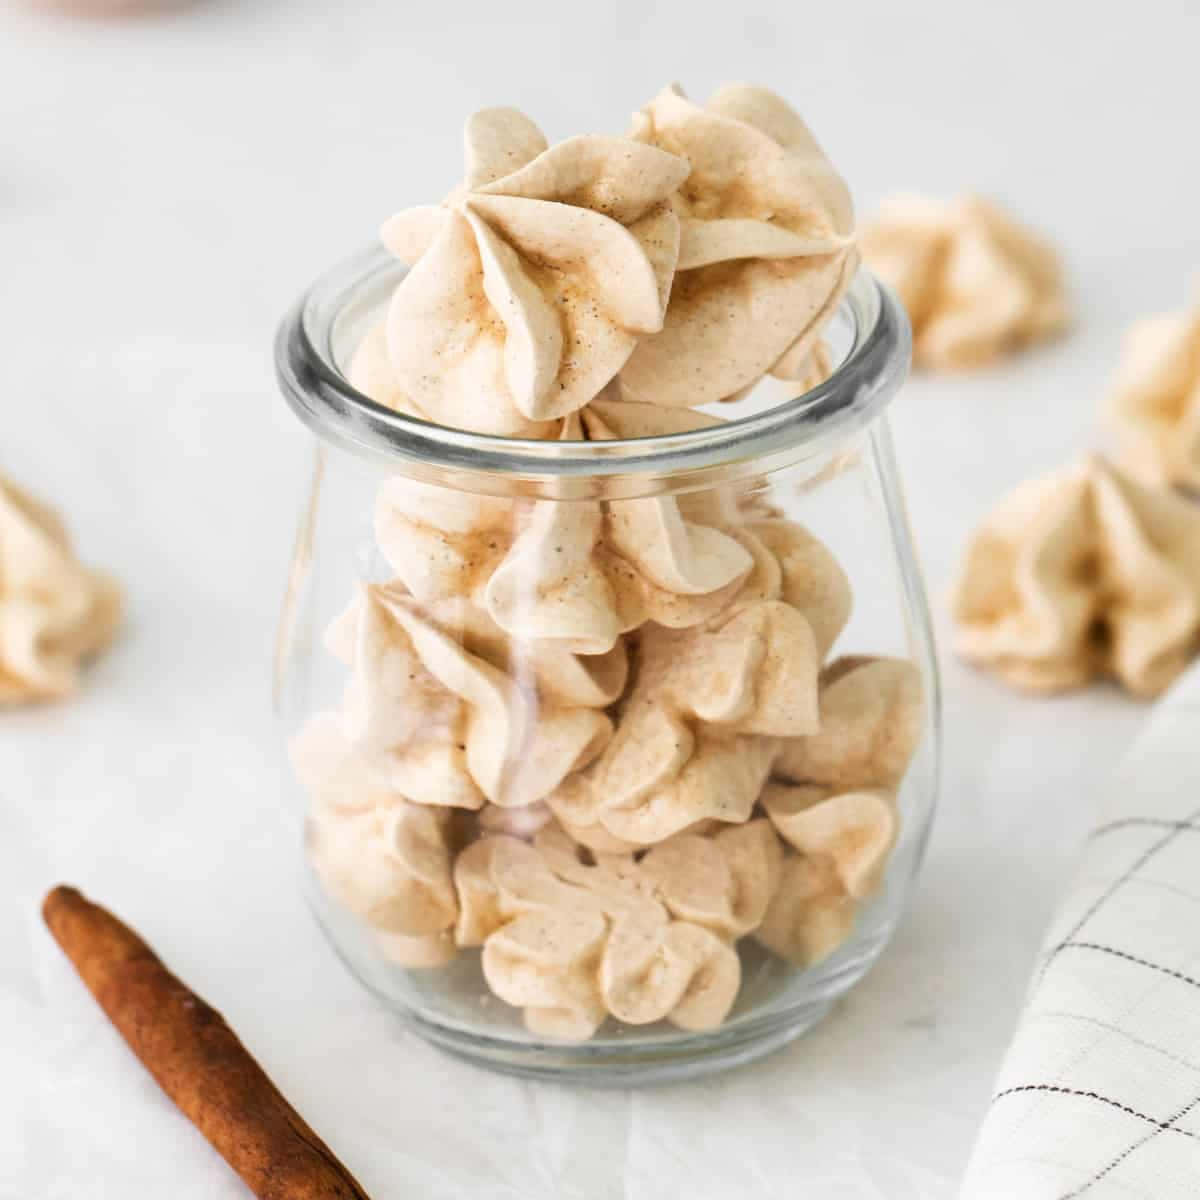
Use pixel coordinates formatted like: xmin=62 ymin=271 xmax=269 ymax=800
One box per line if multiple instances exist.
xmin=273 ymin=246 xmax=939 ymax=1085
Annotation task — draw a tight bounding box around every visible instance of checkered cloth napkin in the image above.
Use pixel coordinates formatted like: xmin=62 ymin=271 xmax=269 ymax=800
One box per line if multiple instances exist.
xmin=960 ymin=665 xmax=1200 ymax=1199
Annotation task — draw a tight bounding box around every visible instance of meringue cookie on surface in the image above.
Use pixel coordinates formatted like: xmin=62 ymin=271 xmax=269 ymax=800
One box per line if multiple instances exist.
xmin=952 ymin=455 xmax=1200 ymax=697
xmin=367 ymin=108 xmax=689 ymax=434
xmin=861 ymin=193 xmax=1068 ymax=369
xmin=620 ymin=83 xmax=857 ymax=408
xmin=0 ymin=475 xmax=121 ymax=705
xmin=1107 ymin=296 xmax=1200 ymax=490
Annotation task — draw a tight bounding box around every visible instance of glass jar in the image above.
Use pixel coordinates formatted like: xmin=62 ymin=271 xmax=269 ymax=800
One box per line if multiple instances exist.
xmin=273 ymin=245 xmax=939 ymax=1085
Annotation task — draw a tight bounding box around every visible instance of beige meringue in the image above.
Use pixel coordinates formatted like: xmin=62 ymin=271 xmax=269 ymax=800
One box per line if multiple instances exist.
xmin=755 ymin=853 xmax=857 ymax=967
xmin=373 ymin=410 xmax=761 ymax=654
xmin=364 ymin=108 xmax=690 ymax=434
xmin=1107 ymin=298 xmax=1200 ymax=490
xmin=457 ymin=822 xmax=779 ymax=1038
xmin=774 ymin=656 xmax=924 ymax=791
xmin=952 ymin=455 xmax=1200 ymax=697
xmin=599 ymin=906 xmax=739 ymax=1032
xmin=620 ymin=84 xmax=857 ymax=407
xmin=755 ymin=782 xmax=898 ymax=966
xmin=548 ymin=601 xmax=820 ymax=846
xmin=0 ymin=476 xmax=120 ymax=704
xmin=291 ymin=713 xmax=460 ymax=940
xmin=761 ymin=783 xmax=897 ymax=900
xmin=637 ymin=819 xmax=784 ymax=938
xmin=374 ymin=402 xmax=851 ymax=662
xmin=860 ymin=194 xmax=1068 ymax=369
xmin=326 ymin=583 xmax=611 ymax=808
xmin=423 ymin=595 xmax=629 ymax=710
xmin=483 ymin=906 xmax=610 ymax=1039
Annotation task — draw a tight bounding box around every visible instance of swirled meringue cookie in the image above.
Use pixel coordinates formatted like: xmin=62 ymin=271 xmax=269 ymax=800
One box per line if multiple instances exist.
xmin=547 ymin=598 xmax=821 ymax=848
xmin=756 ymin=654 xmax=921 ymax=966
xmin=952 ymin=455 xmax=1200 ymax=697
xmin=358 ymin=108 xmax=689 ymax=435
xmin=621 ymin=84 xmax=857 ymax=407
xmin=373 ymin=406 xmax=761 ymax=654
xmin=324 ymin=583 xmax=612 ymax=811
xmin=1107 ymin=293 xmax=1200 ymax=490
xmin=861 ymin=193 xmax=1068 ymax=369
xmin=0 ymin=475 xmax=120 ymax=704
xmin=454 ymin=821 xmax=782 ymax=1039
xmin=774 ymin=656 xmax=924 ymax=791
xmin=291 ymin=713 xmax=460 ymax=962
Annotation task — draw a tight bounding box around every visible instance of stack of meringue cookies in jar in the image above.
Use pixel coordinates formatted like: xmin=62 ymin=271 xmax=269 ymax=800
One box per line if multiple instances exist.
xmin=290 ymin=84 xmax=926 ymax=1041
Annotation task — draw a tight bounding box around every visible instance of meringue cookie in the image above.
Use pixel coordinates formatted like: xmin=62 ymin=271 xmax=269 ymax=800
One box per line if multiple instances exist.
xmin=599 ymin=906 xmax=739 ymax=1032
xmin=458 ymin=822 xmax=775 ymax=1037
xmin=426 ymin=595 xmax=629 ymax=709
xmin=860 ymin=193 xmax=1068 ymax=369
xmin=374 ymin=413 xmax=759 ymax=653
xmin=952 ymin=455 xmax=1200 ymax=697
xmin=483 ymin=906 xmax=610 ymax=1040
xmin=327 ymin=583 xmax=611 ymax=808
xmin=739 ymin=518 xmax=852 ymax=657
xmin=754 ymin=853 xmax=857 ymax=967
xmin=291 ymin=714 xmax=460 ymax=939
xmin=637 ymin=819 xmax=784 ymax=938
xmin=367 ymin=108 xmax=690 ymax=434
xmin=774 ymin=656 xmax=923 ymax=791
xmin=1107 ymin=297 xmax=1200 ymax=490
xmin=761 ymin=783 xmax=897 ymax=899
xmin=620 ymin=84 xmax=857 ymax=407
xmin=549 ymin=601 xmax=820 ymax=846
xmin=0 ymin=476 xmax=121 ymax=704
xmin=755 ymin=782 xmax=898 ymax=966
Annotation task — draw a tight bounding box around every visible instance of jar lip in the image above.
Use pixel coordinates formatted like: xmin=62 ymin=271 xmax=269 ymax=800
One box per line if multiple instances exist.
xmin=274 ymin=244 xmax=911 ymax=488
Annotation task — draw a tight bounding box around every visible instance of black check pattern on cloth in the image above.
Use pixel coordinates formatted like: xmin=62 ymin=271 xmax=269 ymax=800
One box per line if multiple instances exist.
xmin=960 ymin=687 xmax=1200 ymax=1200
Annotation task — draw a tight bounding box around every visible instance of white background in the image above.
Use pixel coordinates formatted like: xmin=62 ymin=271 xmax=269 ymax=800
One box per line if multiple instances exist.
xmin=3 ymin=1 xmax=1199 ymax=1196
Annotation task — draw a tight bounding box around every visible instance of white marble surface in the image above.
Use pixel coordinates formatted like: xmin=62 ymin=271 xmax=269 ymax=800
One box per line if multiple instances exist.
xmin=3 ymin=1 xmax=1199 ymax=1195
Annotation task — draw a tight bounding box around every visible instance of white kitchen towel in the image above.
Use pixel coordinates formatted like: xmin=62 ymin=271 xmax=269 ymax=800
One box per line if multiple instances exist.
xmin=960 ymin=664 xmax=1200 ymax=1199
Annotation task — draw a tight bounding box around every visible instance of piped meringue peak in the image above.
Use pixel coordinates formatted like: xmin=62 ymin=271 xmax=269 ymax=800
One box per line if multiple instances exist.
xmin=372 ymin=110 xmax=688 ymax=435
xmin=861 ymin=193 xmax=1068 ymax=370
xmin=1107 ymin=291 xmax=1200 ymax=491
xmin=621 ymin=84 xmax=858 ymax=407
xmin=291 ymin=85 xmax=927 ymax=1041
xmin=952 ymin=455 xmax=1200 ymax=697
xmin=351 ymin=85 xmax=857 ymax=434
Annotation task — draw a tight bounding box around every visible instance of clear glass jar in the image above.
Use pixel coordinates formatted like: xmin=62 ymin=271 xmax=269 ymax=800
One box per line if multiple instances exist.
xmin=273 ymin=246 xmax=939 ymax=1085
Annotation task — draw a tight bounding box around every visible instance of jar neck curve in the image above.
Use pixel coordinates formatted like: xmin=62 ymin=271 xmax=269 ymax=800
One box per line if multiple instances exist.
xmin=274 ymin=248 xmax=912 ymax=500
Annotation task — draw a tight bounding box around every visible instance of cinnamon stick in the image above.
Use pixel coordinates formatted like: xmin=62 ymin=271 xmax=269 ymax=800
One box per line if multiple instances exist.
xmin=42 ymin=885 xmax=371 ymax=1199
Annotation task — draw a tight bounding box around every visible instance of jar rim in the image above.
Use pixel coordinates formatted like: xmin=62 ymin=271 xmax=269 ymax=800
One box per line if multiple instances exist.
xmin=274 ymin=245 xmax=911 ymax=494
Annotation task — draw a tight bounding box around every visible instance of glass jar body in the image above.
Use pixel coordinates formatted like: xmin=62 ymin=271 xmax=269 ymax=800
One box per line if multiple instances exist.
xmin=273 ymin=259 xmax=939 ymax=1084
